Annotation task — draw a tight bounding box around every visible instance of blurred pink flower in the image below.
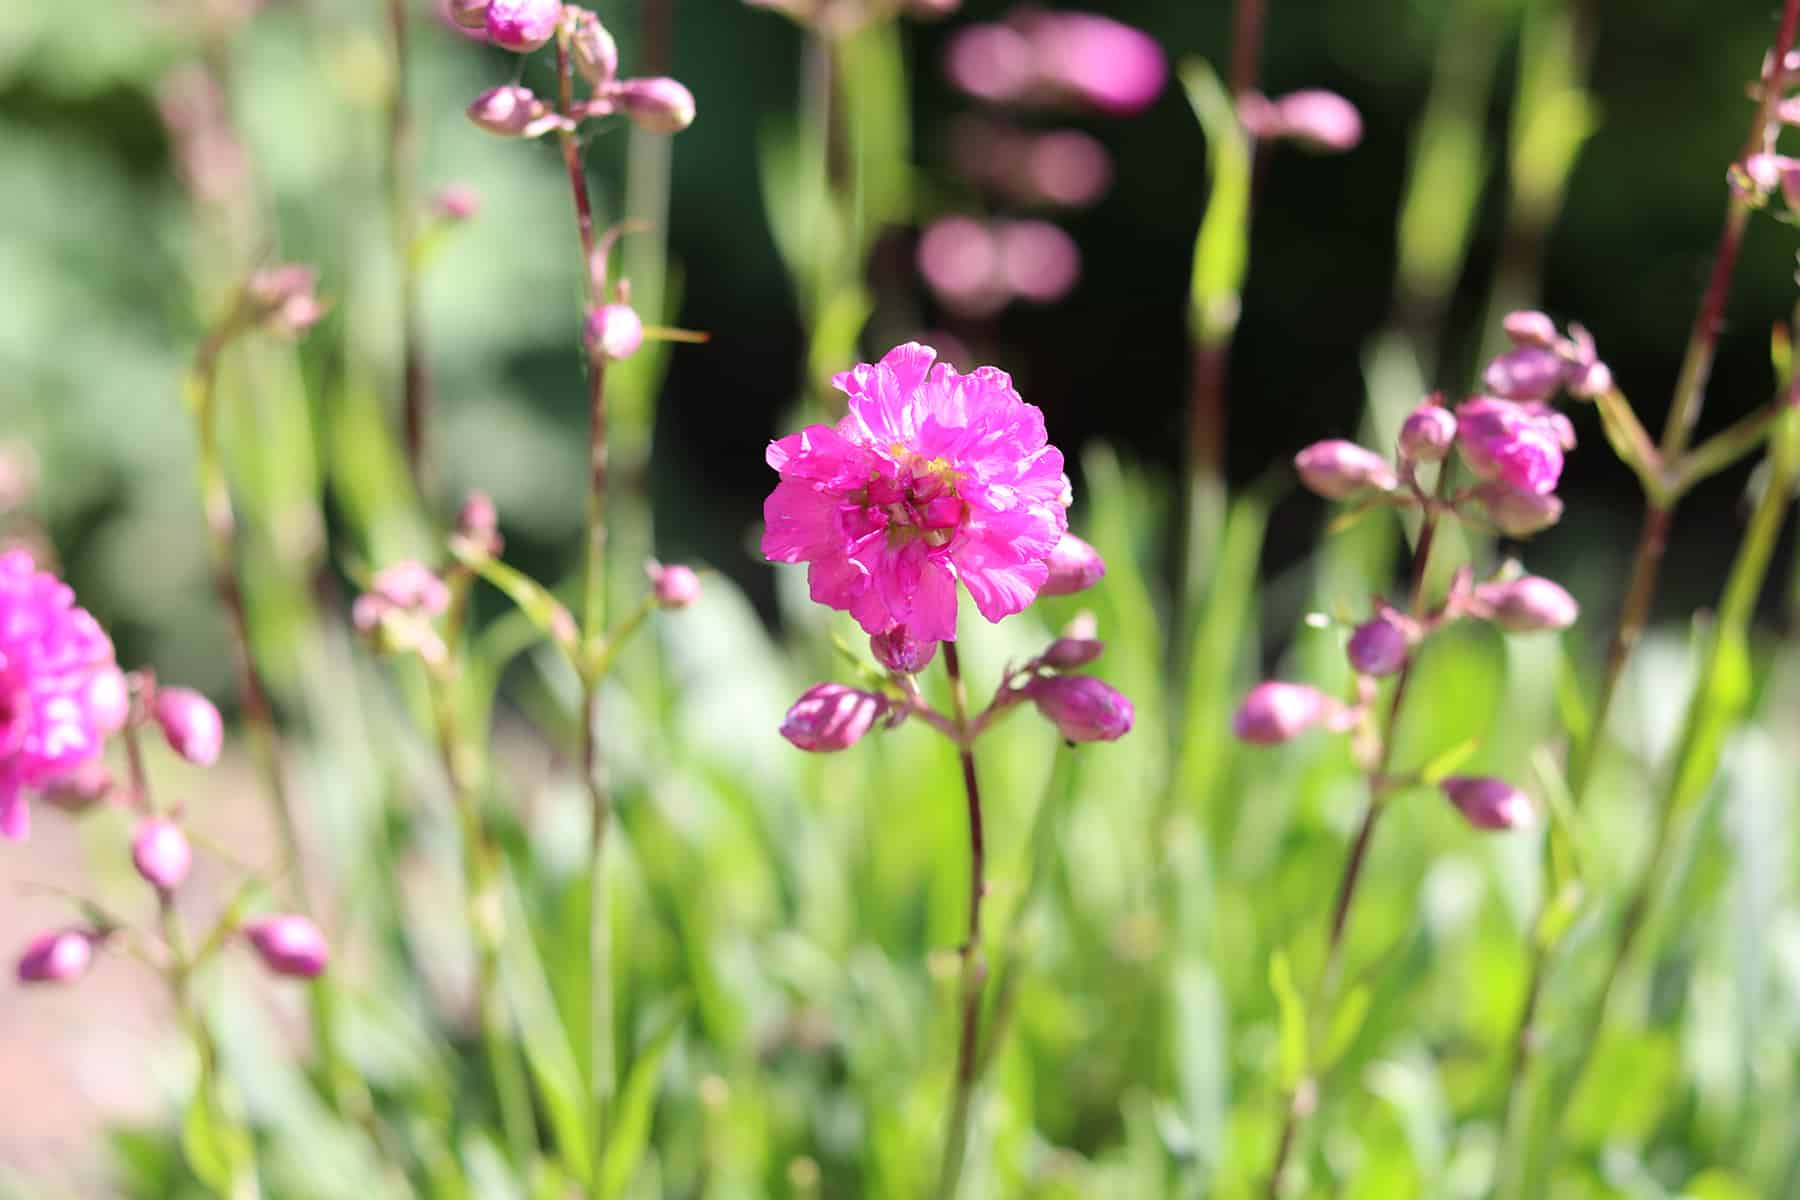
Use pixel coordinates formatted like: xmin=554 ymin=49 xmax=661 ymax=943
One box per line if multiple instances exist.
xmin=945 ymin=10 xmax=1165 ymax=115
xmin=917 ymin=216 xmax=1007 ymax=316
xmin=0 ymin=550 xmax=124 ymax=840
xmin=1455 ymin=397 xmax=1573 ymax=496
xmin=1240 ymin=89 xmax=1363 ymax=152
xmin=763 ymin=343 xmax=1070 ymax=642
xmin=996 ymin=219 xmax=1081 ymax=303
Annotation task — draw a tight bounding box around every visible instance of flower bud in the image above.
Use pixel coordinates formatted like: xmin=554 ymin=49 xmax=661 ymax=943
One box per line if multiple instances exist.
xmin=430 ymin=183 xmax=481 ymax=222
xmin=1027 ymin=675 xmax=1134 ymax=743
xmin=1477 ymin=484 xmax=1564 ymax=537
xmin=1482 ymin=347 xmax=1569 ymax=404
xmin=584 ymin=303 xmax=645 ymax=362
xmin=38 ymin=760 xmax=115 ymax=813
xmin=153 ymin=687 xmax=224 ymax=767
xmin=1346 ymin=616 xmax=1408 ymax=677
xmin=1473 ymin=576 xmax=1579 ymax=632
xmin=1232 ymin=681 xmax=1331 ymax=744
xmin=484 ymin=0 xmax=560 ymax=51
xmin=1040 ymin=636 xmax=1104 ymax=669
xmin=871 ymin=626 xmax=937 ymax=674
xmin=245 ymin=264 xmax=325 ymax=337
xmin=780 ymin=684 xmax=887 ymax=752
xmin=1039 ymin=531 xmax=1105 ymax=596
xmin=1397 ymin=402 xmax=1456 ymax=464
xmin=16 ymin=928 xmax=97 ymax=985
xmin=1442 ymin=776 xmax=1534 ymax=830
xmin=132 ymin=817 xmax=193 ymax=892
xmin=447 ymin=0 xmax=489 ymax=28
xmin=1061 ymin=611 xmax=1098 ymax=641
xmin=456 ymin=490 xmax=503 ymax=556
xmin=467 ymin=86 xmax=567 ymax=139
xmin=1293 ymin=439 xmax=1397 ymax=500
xmin=243 ymin=915 xmax=329 ymax=979
xmin=607 ymin=77 xmax=697 ymax=134
xmin=1270 ymin=89 xmax=1363 ymax=152
xmin=1502 ymin=310 xmax=1559 ymax=349
xmin=572 ymin=10 xmax=619 ymax=88
xmin=646 ymin=560 xmax=702 ymax=609
xmin=1455 ymin=398 xmax=1565 ymax=496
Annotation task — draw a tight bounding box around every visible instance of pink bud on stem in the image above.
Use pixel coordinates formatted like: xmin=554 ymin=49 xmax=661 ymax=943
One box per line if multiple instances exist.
xmin=781 ymin=684 xmax=888 ymax=752
xmin=646 ymin=561 xmax=702 ymax=609
xmin=1442 ymin=776 xmax=1534 ymax=830
xmin=1294 ymin=440 xmax=1397 ymax=500
xmin=153 ymin=687 xmax=224 ymax=767
xmin=132 ymin=817 xmax=193 ymax=891
xmin=17 ymin=928 xmax=98 ymax=984
xmin=243 ymin=915 xmax=330 ymax=979
xmin=871 ymin=627 xmax=938 ymax=675
xmin=1039 ymin=532 xmax=1105 ymax=596
xmin=1027 ymin=675 xmax=1133 ymax=742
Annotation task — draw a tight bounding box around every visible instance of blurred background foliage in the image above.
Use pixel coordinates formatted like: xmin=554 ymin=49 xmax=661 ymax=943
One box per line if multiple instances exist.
xmin=4 ymin=0 xmax=1800 ymax=1198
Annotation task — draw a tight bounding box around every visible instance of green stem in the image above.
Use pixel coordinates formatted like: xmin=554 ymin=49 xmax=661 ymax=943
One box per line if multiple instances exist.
xmin=385 ymin=0 xmax=429 ymax=496
xmin=934 ymin=640 xmax=989 ymax=1200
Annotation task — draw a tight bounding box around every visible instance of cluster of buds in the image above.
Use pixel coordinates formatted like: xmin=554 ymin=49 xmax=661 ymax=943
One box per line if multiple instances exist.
xmin=463 ymin=4 xmax=695 ymax=140
xmin=244 ymin=264 xmax=326 ymax=339
xmin=353 ymin=559 xmax=453 ymax=666
xmin=1236 ymin=89 xmax=1363 ymax=154
xmin=15 ymin=673 xmax=328 ymax=985
xmin=780 ymin=533 xmax=1132 ymax=752
xmin=1229 ymin=566 xmax=1577 ymax=831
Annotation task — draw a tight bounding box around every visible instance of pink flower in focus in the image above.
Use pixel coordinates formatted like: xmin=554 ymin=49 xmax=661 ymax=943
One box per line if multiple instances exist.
xmin=1454 ymin=397 xmax=1572 ymax=496
xmin=0 ymin=551 xmax=124 ymax=840
xmin=763 ymin=343 xmax=1070 ymax=642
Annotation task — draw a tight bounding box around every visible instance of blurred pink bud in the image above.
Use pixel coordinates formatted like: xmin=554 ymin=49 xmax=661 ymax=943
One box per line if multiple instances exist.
xmin=1483 ymin=347 xmax=1568 ymax=404
xmin=1030 ymin=12 xmax=1167 ymax=115
xmin=780 ymin=683 xmax=887 ymax=752
xmin=132 ymin=818 xmax=193 ymax=891
xmin=1062 ymin=610 xmax=1099 ymax=640
xmin=646 ymin=560 xmax=701 ymax=609
xmin=918 ymin=217 xmax=1005 ymax=316
xmin=1346 ymin=616 xmax=1408 ymax=677
xmin=484 ymin=0 xmax=559 ymax=51
xmin=1473 ymin=576 xmax=1579 ymax=632
xmin=1502 ymin=310 xmax=1559 ymax=349
xmin=1027 ymin=674 xmax=1133 ymax=742
xmin=38 ymin=760 xmax=115 ymax=813
xmin=430 ymin=183 xmax=481 ymax=222
xmin=944 ymin=24 xmax=1035 ymax=106
xmin=1040 ymin=531 xmax=1106 ymax=596
xmin=607 ymin=77 xmax=696 ymax=133
xmin=1397 ymin=402 xmax=1457 ymax=464
xmin=153 ymin=687 xmax=223 ymax=767
xmin=1028 ymin=129 xmax=1112 ymax=207
xmin=16 ymin=928 xmax=97 ymax=985
xmin=1562 ymin=324 xmax=1613 ymax=400
xmin=1442 ymin=776 xmax=1534 ymax=830
xmin=871 ymin=626 xmax=938 ymax=674
xmin=996 ymin=220 xmax=1081 ymax=303
xmin=366 ymin=560 xmax=451 ymax=619
xmin=572 ymin=11 xmax=619 ymax=87
xmin=1040 ymin=636 xmax=1104 ymax=669
xmin=244 ymin=915 xmax=329 ymax=978
xmin=456 ymin=490 xmax=503 ymax=555
xmin=1478 ymin=484 xmax=1564 ymax=537
xmin=1294 ymin=439 xmax=1397 ymax=500
xmin=1262 ymin=89 xmax=1363 ymax=152
xmin=1232 ymin=681 xmax=1330 ymax=744
xmin=246 ymin=264 xmax=325 ymax=336
xmin=447 ymin=0 xmax=489 ymax=28
xmin=1455 ymin=398 xmax=1566 ymax=496
xmin=467 ymin=86 xmax=568 ymax=138
xmin=584 ymin=303 xmax=645 ymax=362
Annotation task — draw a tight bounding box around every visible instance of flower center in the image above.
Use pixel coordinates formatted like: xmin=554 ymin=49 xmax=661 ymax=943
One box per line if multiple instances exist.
xmin=865 ymin=451 xmax=966 ymax=547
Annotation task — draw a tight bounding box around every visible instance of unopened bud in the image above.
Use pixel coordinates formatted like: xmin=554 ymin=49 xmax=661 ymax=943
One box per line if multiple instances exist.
xmin=1232 ymin=681 xmax=1331 ymax=744
xmin=1293 ymin=440 xmax=1397 ymax=500
xmin=1397 ymin=402 xmax=1456 ymax=464
xmin=1442 ymin=776 xmax=1534 ymax=830
xmin=484 ymin=0 xmax=560 ymax=51
xmin=132 ymin=818 xmax=193 ymax=891
xmin=1027 ymin=675 xmax=1134 ymax=743
xmin=1478 ymin=484 xmax=1564 ymax=537
xmin=1346 ymin=616 xmax=1407 ymax=677
xmin=1040 ymin=531 xmax=1105 ymax=596
xmin=1061 ymin=611 xmax=1099 ymax=641
xmin=780 ymin=684 xmax=887 ymax=752
xmin=456 ymin=490 xmax=503 ymax=555
xmin=430 ymin=183 xmax=481 ymax=222
xmin=572 ymin=11 xmax=619 ymax=88
xmin=1040 ymin=637 xmax=1104 ymax=669
xmin=1502 ymin=310 xmax=1559 ymax=349
xmin=646 ymin=560 xmax=701 ymax=609
xmin=467 ymin=85 xmax=567 ymax=139
xmin=1474 ymin=575 xmax=1578 ymax=632
xmin=871 ymin=626 xmax=938 ymax=674
xmin=16 ymin=928 xmax=97 ymax=985
xmin=243 ymin=915 xmax=329 ymax=979
xmin=1483 ymin=347 xmax=1569 ymax=404
xmin=606 ymin=77 xmax=697 ymax=134
xmin=153 ymin=687 xmax=224 ymax=767
xmin=1271 ymin=89 xmax=1363 ymax=153
xmin=245 ymin=264 xmax=324 ymax=337
xmin=585 ymin=303 xmax=644 ymax=362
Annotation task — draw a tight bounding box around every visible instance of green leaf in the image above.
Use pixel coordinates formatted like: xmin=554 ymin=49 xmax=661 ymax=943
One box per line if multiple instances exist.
xmin=598 ymin=1005 xmax=686 ymax=1199
xmin=180 ymin=1087 xmax=250 ymax=1197
xmin=1320 ymin=984 xmax=1371 ymax=1070
xmin=1269 ymin=950 xmax=1308 ymax=1089
xmin=451 ymin=541 xmax=583 ymax=673
xmin=500 ymin=873 xmax=592 ymax=1184
xmin=1181 ymin=59 xmax=1250 ymax=344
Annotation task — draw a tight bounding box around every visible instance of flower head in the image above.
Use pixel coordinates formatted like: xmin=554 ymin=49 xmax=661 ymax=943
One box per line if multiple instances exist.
xmin=780 ymin=683 xmax=888 ymax=752
xmin=0 ymin=551 xmax=124 ymax=840
xmin=763 ymin=343 xmax=1070 ymax=642
xmin=1455 ymin=397 xmax=1572 ymax=496
xmin=1028 ymin=674 xmax=1133 ymax=742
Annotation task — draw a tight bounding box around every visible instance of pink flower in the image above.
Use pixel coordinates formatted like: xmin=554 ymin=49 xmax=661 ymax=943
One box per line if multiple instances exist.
xmin=1454 ymin=397 xmax=1572 ymax=496
xmin=763 ymin=343 xmax=1070 ymax=643
xmin=0 ymin=550 xmax=124 ymax=841
xmin=1028 ymin=674 xmax=1133 ymax=742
